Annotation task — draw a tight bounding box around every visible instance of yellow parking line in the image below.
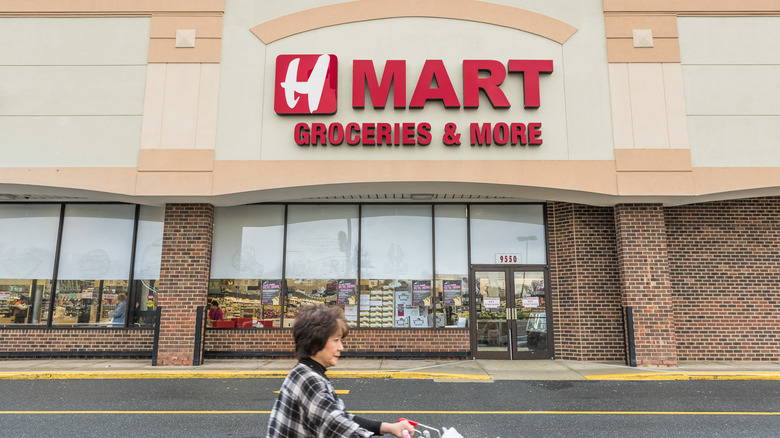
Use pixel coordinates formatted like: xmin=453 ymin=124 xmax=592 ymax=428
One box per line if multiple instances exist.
xmin=1 ymin=410 xmax=777 ymax=416
xmin=0 ymin=371 xmax=490 ymax=381
xmin=587 ymin=372 xmax=780 ymax=381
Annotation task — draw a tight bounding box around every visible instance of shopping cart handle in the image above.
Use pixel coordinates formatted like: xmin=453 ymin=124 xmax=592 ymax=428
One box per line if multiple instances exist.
xmin=398 ymin=418 xmax=418 ymax=427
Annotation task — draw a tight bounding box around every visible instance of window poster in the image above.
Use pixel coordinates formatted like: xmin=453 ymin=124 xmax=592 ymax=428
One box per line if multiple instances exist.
xmin=442 ymin=279 xmax=462 ymax=306
xmin=412 ymin=280 xmax=432 ymax=306
xmin=344 ymin=304 xmax=358 ymax=326
xmin=337 ymin=279 xmax=357 ymax=305
xmin=261 ymin=280 xmax=281 ymax=305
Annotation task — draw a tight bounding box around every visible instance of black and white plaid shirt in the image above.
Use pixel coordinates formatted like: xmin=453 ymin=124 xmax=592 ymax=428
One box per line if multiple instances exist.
xmin=267 ymin=359 xmax=381 ymax=437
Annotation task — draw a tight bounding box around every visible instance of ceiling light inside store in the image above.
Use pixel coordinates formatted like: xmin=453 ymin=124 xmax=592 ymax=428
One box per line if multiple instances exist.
xmin=411 ymin=194 xmax=434 ymax=200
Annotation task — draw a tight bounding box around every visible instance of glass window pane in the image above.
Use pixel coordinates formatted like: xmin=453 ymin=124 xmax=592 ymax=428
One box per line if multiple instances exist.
xmin=0 ymin=279 xmax=51 ymax=326
xmin=469 ymin=204 xmax=546 ymax=264
xmin=284 ymin=205 xmax=358 ymax=325
xmin=0 ymin=204 xmax=60 ymax=326
xmin=130 ymin=206 xmax=163 ymax=327
xmin=211 ymin=205 xmax=284 ymax=279
xmin=360 ymin=205 xmax=432 ymax=279
xmin=434 ymin=205 xmax=469 ymax=328
xmin=360 ymin=205 xmax=432 ymax=328
xmin=57 ymin=204 xmax=135 ymax=280
xmin=54 ymin=204 xmax=135 ymax=326
xmin=286 ymin=205 xmax=358 ymax=279
xmin=0 ymin=204 xmax=60 ymax=279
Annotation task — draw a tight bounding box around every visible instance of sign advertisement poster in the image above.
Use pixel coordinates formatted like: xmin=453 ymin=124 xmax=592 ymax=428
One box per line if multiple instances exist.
xmin=261 ymin=280 xmax=281 ymax=306
xmin=442 ymin=279 xmax=462 ymax=306
xmin=337 ymin=279 xmax=357 ymax=305
xmin=412 ymin=280 xmax=432 ymax=306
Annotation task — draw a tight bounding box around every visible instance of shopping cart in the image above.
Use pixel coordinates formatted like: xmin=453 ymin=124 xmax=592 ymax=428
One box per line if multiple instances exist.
xmin=398 ymin=418 xmax=464 ymax=438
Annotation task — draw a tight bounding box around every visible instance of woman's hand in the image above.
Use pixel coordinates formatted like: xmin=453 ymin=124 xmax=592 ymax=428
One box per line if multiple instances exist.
xmin=380 ymin=420 xmax=415 ymax=438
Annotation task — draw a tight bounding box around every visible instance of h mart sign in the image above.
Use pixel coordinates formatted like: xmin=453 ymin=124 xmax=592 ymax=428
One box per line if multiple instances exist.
xmin=274 ymin=54 xmax=554 ymax=147
xmin=275 ymin=55 xmax=553 ymax=112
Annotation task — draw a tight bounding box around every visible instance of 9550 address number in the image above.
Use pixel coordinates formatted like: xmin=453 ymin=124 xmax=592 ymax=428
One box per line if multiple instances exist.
xmin=495 ymin=253 xmax=522 ymax=264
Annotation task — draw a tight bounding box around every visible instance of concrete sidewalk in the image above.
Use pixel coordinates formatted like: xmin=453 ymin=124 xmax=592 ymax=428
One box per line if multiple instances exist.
xmin=0 ymin=358 xmax=778 ymax=381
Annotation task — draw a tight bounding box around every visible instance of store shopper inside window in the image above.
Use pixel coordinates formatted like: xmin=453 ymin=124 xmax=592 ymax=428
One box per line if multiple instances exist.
xmin=208 ymin=299 xmax=223 ymax=324
xmin=13 ymin=297 xmax=29 ymax=324
xmin=267 ymin=304 xmax=414 ymax=438
xmin=109 ymin=293 xmax=127 ymax=327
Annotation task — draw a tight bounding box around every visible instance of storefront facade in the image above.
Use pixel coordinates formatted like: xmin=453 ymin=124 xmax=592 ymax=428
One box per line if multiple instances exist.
xmin=1 ymin=1 xmax=779 ymax=366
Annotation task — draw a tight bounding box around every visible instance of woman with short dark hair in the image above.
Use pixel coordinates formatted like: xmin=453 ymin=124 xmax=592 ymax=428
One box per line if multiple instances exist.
xmin=267 ymin=304 xmax=414 ymax=437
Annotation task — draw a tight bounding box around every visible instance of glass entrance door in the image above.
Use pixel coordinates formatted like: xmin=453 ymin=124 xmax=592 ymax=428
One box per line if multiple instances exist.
xmin=474 ymin=270 xmax=510 ymax=359
xmin=473 ymin=267 xmax=551 ymax=359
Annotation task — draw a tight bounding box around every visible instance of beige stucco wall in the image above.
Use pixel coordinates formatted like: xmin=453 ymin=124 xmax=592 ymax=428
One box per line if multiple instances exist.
xmin=2 ymin=0 xmax=780 ymax=206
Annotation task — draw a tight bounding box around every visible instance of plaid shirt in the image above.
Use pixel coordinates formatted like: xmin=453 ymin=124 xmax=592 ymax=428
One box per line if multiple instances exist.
xmin=267 ymin=359 xmax=378 ymax=438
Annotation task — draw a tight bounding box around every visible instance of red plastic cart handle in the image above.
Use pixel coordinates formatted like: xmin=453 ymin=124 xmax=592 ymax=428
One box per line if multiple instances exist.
xmin=398 ymin=418 xmax=418 ymax=427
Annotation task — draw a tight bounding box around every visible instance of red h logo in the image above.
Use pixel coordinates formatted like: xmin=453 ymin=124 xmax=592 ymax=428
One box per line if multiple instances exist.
xmin=274 ymin=54 xmax=338 ymax=114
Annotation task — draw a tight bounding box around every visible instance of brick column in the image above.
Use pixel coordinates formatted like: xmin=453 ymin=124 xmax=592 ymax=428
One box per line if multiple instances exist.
xmin=156 ymin=203 xmax=214 ymax=366
xmin=614 ymin=204 xmax=677 ymax=366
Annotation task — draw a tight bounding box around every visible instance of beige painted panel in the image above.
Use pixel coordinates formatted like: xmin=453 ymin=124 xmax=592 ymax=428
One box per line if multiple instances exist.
xmin=662 ymin=63 xmax=690 ymax=149
xmin=628 ymin=64 xmax=669 ymax=149
xmin=160 ymin=64 xmax=201 ymax=148
xmin=0 ymin=116 xmax=141 ymax=166
xmin=608 ymin=63 xmax=634 ymax=149
xmin=605 ymin=15 xmax=678 ymax=38
xmin=617 ymin=171 xmax=695 ymax=196
xmin=604 ymin=0 xmax=780 ymax=13
xmin=0 ymin=0 xmax=225 ymax=13
xmin=0 ymin=17 xmax=149 ymax=66
xmin=615 ymin=149 xmax=691 ymax=172
xmin=251 ymin=0 xmax=578 ymax=45
xmin=0 ymin=167 xmax=137 ymax=195
xmin=693 ymin=167 xmax=780 ymax=196
xmin=683 ymin=65 xmax=780 ymax=115
xmin=211 ymin=160 xmax=620 ymax=196
xmin=135 ymin=171 xmax=214 ymax=196
xmin=140 ymin=64 xmax=167 ymax=149
xmin=148 ymin=38 xmax=221 ymax=63
xmin=688 ymin=116 xmax=780 ymax=167
xmin=149 ymin=16 xmax=223 ymax=38
xmin=195 ymin=64 xmax=220 ymax=149
xmin=607 ymin=38 xmax=681 ymax=63
xmin=137 ymin=149 xmax=214 ymax=171
xmin=0 ymin=66 xmax=145 ymax=115
xmin=679 ymin=17 xmax=780 ymax=65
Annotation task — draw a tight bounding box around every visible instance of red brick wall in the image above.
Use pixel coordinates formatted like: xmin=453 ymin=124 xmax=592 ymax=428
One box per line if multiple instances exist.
xmin=156 ymin=204 xmax=214 ymax=366
xmin=204 ymin=328 xmax=470 ymax=358
xmin=548 ymin=202 xmax=625 ymax=362
xmin=666 ymin=198 xmax=780 ymax=361
xmin=615 ymin=204 xmax=677 ymax=366
xmin=0 ymin=329 xmax=153 ymax=357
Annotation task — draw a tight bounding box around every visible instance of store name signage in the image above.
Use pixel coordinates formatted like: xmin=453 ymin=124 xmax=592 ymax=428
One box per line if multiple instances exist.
xmin=274 ymin=54 xmax=553 ymax=148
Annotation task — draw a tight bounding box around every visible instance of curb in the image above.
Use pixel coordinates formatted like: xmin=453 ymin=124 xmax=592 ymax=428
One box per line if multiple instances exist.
xmin=0 ymin=370 xmax=492 ymax=381
xmin=586 ymin=372 xmax=780 ymax=381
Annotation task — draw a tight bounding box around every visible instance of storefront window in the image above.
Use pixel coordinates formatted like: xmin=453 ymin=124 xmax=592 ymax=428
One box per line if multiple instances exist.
xmin=360 ymin=205 xmax=433 ymax=328
xmin=0 ymin=204 xmax=60 ymax=326
xmin=130 ymin=206 xmax=163 ymax=327
xmin=470 ymin=204 xmax=546 ymax=265
xmin=284 ymin=205 xmax=359 ymax=325
xmin=54 ymin=204 xmax=135 ymax=326
xmin=210 ymin=205 xmax=284 ymax=328
xmin=434 ymin=205 xmax=469 ymax=328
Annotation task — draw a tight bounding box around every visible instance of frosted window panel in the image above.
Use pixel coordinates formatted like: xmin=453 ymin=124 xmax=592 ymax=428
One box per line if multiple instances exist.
xmin=470 ymin=204 xmax=546 ymax=264
xmin=0 ymin=204 xmax=60 ymax=279
xmin=211 ymin=205 xmax=284 ymax=278
xmin=286 ymin=205 xmax=358 ymax=279
xmin=361 ymin=205 xmax=432 ymax=279
xmin=57 ymin=204 xmax=135 ymax=280
xmin=133 ymin=206 xmax=164 ymax=280
xmin=434 ymin=205 xmax=468 ymax=276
